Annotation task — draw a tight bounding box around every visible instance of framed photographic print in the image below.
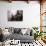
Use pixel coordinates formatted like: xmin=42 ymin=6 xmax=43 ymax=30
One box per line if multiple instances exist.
xmin=8 ymin=10 xmax=23 ymax=21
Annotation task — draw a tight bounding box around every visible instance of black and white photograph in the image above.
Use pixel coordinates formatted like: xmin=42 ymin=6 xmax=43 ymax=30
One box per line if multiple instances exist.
xmin=8 ymin=10 xmax=23 ymax=21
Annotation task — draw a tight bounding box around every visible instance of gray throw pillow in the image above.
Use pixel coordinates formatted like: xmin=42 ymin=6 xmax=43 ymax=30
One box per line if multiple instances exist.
xmin=14 ymin=28 xmax=21 ymax=33
xmin=8 ymin=27 xmax=14 ymax=34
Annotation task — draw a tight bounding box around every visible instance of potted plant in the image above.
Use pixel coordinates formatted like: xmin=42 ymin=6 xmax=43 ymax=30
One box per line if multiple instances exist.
xmin=32 ymin=27 xmax=43 ymax=40
xmin=32 ymin=27 xmax=38 ymax=40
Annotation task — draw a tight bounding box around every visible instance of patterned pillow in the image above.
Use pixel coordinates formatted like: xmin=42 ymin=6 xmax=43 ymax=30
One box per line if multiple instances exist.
xmin=14 ymin=28 xmax=21 ymax=33
xmin=8 ymin=27 xmax=14 ymax=34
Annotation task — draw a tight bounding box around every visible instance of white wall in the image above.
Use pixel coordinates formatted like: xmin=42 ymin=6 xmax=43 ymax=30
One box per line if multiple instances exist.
xmin=0 ymin=1 xmax=40 ymax=28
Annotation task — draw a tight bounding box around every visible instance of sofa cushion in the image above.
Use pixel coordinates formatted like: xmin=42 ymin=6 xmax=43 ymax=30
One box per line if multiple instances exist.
xmin=8 ymin=33 xmax=34 ymax=43
xmin=14 ymin=28 xmax=21 ymax=33
xmin=21 ymin=28 xmax=27 ymax=35
xmin=8 ymin=27 xmax=14 ymax=34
